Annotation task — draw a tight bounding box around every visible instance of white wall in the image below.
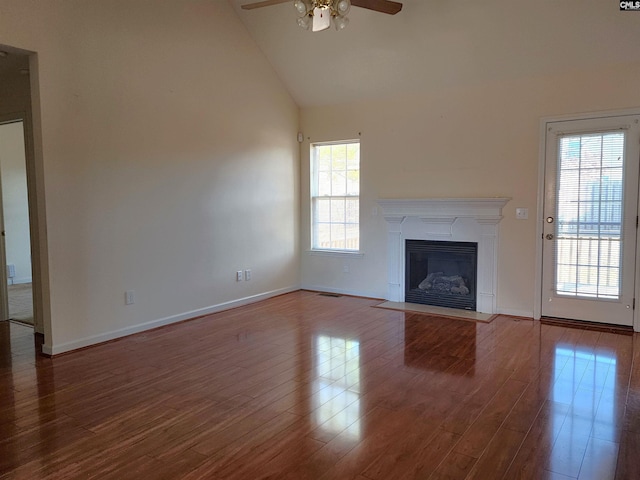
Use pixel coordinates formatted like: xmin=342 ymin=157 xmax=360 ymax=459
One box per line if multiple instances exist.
xmin=300 ymin=63 xmax=640 ymax=317
xmin=0 ymin=0 xmax=300 ymax=353
xmin=0 ymin=121 xmax=32 ymax=284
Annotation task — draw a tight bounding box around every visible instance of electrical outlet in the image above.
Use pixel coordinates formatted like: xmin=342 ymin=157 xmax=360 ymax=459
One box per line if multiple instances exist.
xmin=236 ymin=271 xmax=243 ymax=282
xmin=343 ymin=264 xmax=350 ymax=273
xmin=245 ymin=269 xmax=252 ymax=281
xmin=125 ymin=290 xmax=135 ymax=305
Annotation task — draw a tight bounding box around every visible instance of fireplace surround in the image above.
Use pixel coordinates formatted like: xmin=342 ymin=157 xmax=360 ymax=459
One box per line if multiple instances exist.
xmin=378 ymin=198 xmax=510 ymax=314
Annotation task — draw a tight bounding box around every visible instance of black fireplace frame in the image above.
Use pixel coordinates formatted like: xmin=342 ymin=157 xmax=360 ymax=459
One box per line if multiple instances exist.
xmin=405 ymin=239 xmax=478 ymax=310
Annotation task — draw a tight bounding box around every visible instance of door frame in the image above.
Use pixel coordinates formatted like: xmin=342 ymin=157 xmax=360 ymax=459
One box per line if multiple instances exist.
xmin=535 ymin=107 xmax=640 ymax=332
xmin=0 ymin=147 xmax=8 ymax=322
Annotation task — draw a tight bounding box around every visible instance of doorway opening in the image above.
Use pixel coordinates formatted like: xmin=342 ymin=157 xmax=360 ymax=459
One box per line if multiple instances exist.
xmin=0 ymin=120 xmax=33 ymax=326
xmin=0 ymin=44 xmax=49 ymax=347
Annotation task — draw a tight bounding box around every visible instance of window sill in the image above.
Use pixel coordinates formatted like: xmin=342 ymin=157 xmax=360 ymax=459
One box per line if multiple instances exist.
xmin=307 ymin=249 xmax=364 ymax=258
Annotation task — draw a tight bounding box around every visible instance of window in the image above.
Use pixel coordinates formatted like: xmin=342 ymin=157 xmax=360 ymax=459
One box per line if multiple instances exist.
xmin=311 ymin=141 xmax=360 ymax=251
xmin=555 ymin=132 xmax=624 ymax=298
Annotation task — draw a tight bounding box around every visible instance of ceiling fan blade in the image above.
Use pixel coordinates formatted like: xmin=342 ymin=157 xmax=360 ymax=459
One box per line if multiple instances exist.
xmin=241 ymin=0 xmax=291 ymax=10
xmin=351 ymin=0 xmax=403 ymax=15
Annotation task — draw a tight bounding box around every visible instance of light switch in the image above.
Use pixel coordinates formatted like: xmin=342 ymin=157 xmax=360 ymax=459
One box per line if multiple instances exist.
xmin=516 ymin=208 xmax=529 ymax=220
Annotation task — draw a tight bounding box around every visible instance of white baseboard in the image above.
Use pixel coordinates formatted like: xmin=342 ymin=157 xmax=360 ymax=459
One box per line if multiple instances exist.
xmin=42 ymin=285 xmax=299 ymax=356
xmin=497 ymin=307 xmax=534 ymax=319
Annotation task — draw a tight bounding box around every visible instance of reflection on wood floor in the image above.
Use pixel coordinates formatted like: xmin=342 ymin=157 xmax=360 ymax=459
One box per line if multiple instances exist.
xmin=0 ymin=290 xmax=639 ymax=479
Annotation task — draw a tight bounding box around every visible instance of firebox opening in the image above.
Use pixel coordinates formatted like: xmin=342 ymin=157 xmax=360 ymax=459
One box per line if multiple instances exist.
xmin=405 ymin=240 xmax=478 ymax=311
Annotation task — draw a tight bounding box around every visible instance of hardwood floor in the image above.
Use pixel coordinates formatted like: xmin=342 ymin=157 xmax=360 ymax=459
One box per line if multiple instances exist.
xmin=1 ymin=290 xmax=639 ymax=479
xmin=7 ymin=283 xmax=33 ymax=325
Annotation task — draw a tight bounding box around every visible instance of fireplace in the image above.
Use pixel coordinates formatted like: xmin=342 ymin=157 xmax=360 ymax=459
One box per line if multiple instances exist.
xmin=405 ymin=240 xmax=477 ymax=310
xmin=378 ymin=198 xmax=510 ymax=315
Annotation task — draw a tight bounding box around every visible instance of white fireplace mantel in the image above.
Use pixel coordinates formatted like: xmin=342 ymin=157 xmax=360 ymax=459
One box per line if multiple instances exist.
xmin=378 ymin=198 xmax=510 ymax=314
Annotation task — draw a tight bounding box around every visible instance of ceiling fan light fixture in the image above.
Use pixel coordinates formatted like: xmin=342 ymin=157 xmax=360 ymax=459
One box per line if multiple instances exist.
xmin=334 ymin=14 xmax=349 ymax=30
xmin=293 ymin=0 xmax=351 ymax=32
xmin=294 ymin=0 xmax=309 ymax=15
xmin=336 ymin=0 xmax=350 ymax=15
xmin=297 ymin=14 xmax=311 ymax=29
xmin=312 ymin=6 xmax=331 ymax=32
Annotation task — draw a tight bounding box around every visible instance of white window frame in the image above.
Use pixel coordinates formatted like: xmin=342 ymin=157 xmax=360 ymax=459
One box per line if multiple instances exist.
xmin=310 ymin=140 xmax=360 ymax=253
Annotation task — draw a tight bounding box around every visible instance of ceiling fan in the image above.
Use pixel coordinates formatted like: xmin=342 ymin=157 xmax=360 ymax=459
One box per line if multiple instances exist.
xmin=241 ymin=0 xmax=403 ymax=32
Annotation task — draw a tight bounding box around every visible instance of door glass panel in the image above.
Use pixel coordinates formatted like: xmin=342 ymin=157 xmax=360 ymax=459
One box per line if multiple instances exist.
xmin=555 ymin=132 xmax=625 ymax=299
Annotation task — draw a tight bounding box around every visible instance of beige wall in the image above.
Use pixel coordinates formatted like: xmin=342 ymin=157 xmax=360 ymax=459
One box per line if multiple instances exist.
xmin=0 ymin=0 xmax=300 ymax=353
xmin=0 ymin=121 xmax=31 ymax=284
xmin=300 ymin=63 xmax=640 ymax=316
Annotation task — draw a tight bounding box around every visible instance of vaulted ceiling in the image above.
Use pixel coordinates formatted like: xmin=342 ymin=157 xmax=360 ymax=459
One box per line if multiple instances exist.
xmin=230 ymin=0 xmax=640 ymax=107
xmin=2 ymin=2 xmax=639 ymax=110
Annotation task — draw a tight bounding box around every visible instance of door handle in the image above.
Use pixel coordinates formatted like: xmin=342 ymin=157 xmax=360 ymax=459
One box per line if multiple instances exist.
xmin=546 ymin=233 xmax=554 ymax=240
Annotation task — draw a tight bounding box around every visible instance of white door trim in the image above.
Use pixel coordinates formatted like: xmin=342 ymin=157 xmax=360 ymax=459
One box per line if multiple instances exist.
xmin=535 ymin=107 xmax=640 ymax=332
xmin=0 ymin=146 xmax=8 ymax=322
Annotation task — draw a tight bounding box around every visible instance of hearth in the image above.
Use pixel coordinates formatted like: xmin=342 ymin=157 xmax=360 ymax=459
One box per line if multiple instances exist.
xmin=405 ymin=239 xmax=478 ymax=310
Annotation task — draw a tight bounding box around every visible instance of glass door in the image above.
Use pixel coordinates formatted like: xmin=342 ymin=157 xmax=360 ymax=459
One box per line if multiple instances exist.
xmin=542 ymin=115 xmax=640 ymax=326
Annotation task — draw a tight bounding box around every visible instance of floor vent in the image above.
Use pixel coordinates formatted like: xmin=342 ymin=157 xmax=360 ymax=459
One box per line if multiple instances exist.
xmin=318 ymin=292 xmax=342 ymax=298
